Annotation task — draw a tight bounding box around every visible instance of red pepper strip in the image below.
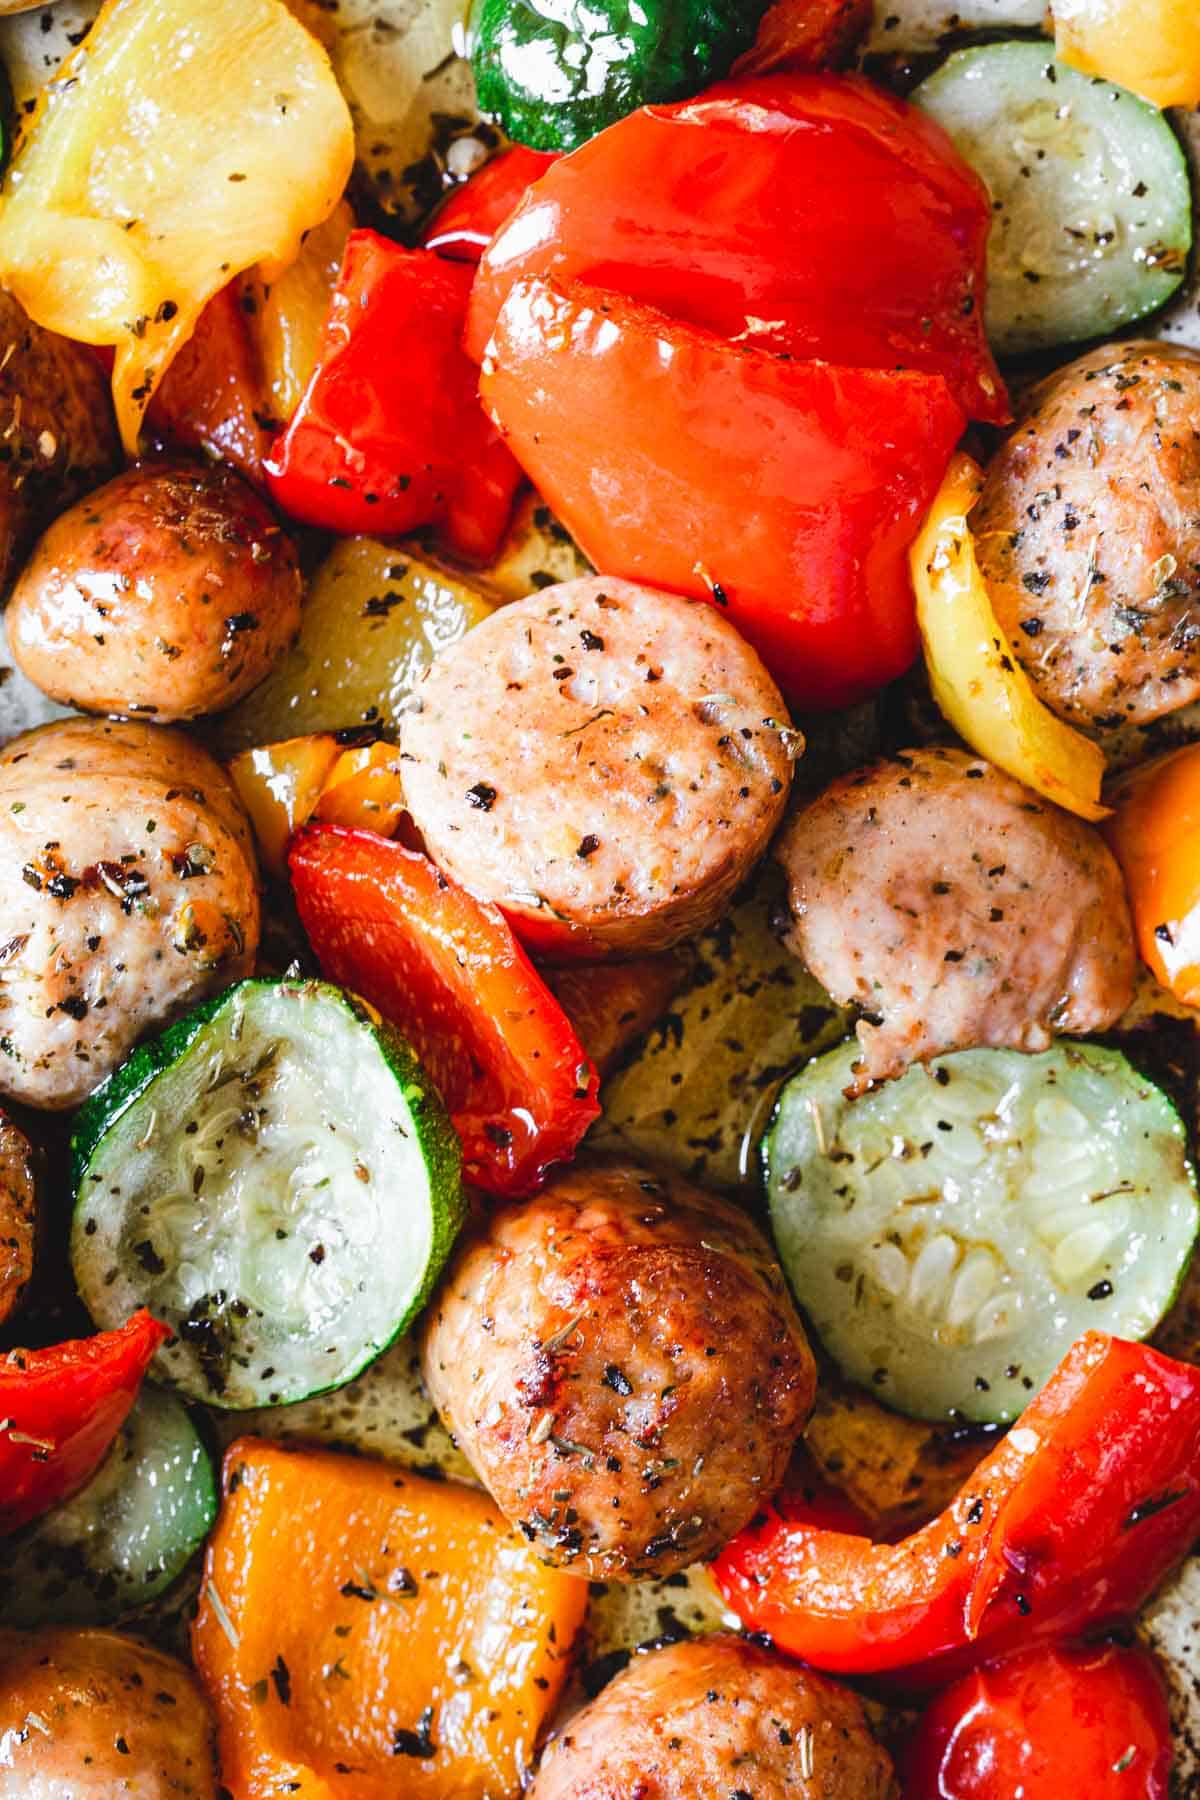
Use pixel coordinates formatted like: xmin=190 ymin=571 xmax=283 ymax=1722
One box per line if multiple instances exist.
xmin=734 ymin=0 xmax=873 ymax=74
xmin=467 ymin=73 xmax=1008 ymax=424
xmin=481 ymin=277 xmax=964 ymax=710
xmin=266 ymin=231 xmax=522 ymax=562
xmin=148 ymin=282 xmax=275 ymax=485
xmin=714 ymin=1333 xmax=1200 ymax=1687
xmin=422 ymin=147 xmax=560 ymax=263
xmin=289 ymin=823 xmax=600 ymax=1198
xmin=0 ymin=1310 xmax=169 ymax=1534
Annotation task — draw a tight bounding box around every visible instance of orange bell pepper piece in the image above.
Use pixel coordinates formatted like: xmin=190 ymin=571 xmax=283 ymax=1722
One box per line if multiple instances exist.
xmin=1105 ymin=744 xmax=1200 ymax=1008
xmin=193 ymin=1438 xmax=588 ymax=1798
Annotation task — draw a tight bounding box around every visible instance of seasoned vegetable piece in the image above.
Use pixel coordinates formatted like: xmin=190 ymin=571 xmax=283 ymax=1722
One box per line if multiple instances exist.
xmin=290 ymin=826 xmax=599 ymax=1196
xmin=914 ymin=45 xmax=1192 ymax=355
xmin=1106 ymin=746 xmax=1200 ymax=1007
xmin=715 ymin=1333 xmax=1200 ymax=1685
xmin=602 ymin=869 xmax=849 ymax=1190
xmin=0 ymin=1114 xmax=35 ymax=1327
xmin=0 ymin=291 xmax=117 ymax=592
xmin=71 ymin=978 xmax=463 ymax=1408
xmin=765 ymin=1040 xmax=1200 ymax=1423
xmin=734 ymin=0 xmax=871 ymax=74
xmin=480 ymin=281 xmax=966 ymax=711
xmin=193 ymin=1437 xmax=588 ymax=1799
xmin=468 ymin=0 xmax=767 ymax=152
xmin=227 ymin=734 xmax=345 ymax=880
xmin=147 ymin=284 xmax=276 ymax=486
xmin=0 ymin=1311 xmax=169 ymax=1535
xmin=243 ymin=197 xmax=355 ymax=423
xmin=8 ymin=459 xmax=302 ymax=722
xmin=211 ymin=536 xmax=498 ymax=755
xmin=912 ymin=452 xmax=1107 ymax=820
xmin=422 ymin=147 xmax=559 ymax=260
xmin=266 ymin=233 xmax=522 ymax=562
xmin=0 ymin=1626 xmax=218 ymax=1798
xmin=0 ymin=0 xmax=354 ymax=450
xmin=973 ymin=342 xmax=1200 ymax=732
xmin=401 ymin=577 xmax=796 ymax=956
xmin=421 ymin=1159 xmax=815 ymax=1578
xmin=530 ymin=1635 xmax=897 ymax=1797
xmin=467 ymin=72 xmax=1006 ymax=422
xmin=1054 ymin=0 xmax=1200 ymax=109
xmin=0 ymin=718 xmax=259 ymax=1110
xmin=904 ymin=1641 xmax=1173 ymax=1800
xmin=776 ymin=747 xmax=1135 ymax=1085
xmin=0 ymin=1387 xmax=217 ymax=1627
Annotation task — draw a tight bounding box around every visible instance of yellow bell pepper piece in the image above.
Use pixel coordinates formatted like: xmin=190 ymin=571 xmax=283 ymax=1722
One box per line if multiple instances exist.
xmin=1053 ymin=0 xmax=1200 ymax=109
xmin=910 ymin=452 xmax=1108 ymax=822
xmin=313 ymin=741 xmax=407 ymax=838
xmin=244 ymin=200 xmax=355 ymax=425
xmin=0 ymin=0 xmax=353 ymax=452
xmin=228 ymin=735 xmax=343 ymax=881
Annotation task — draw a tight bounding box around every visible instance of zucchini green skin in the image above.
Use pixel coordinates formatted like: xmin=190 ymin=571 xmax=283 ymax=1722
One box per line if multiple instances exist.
xmin=469 ymin=0 xmax=766 ymax=152
xmin=913 ymin=41 xmax=1192 ymax=355
xmin=71 ymin=978 xmax=464 ymax=1409
xmin=0 ymin=1387 xmax=217 ymax=1628
xmin=763 ymin=1039 xmax=1200 ymax=1425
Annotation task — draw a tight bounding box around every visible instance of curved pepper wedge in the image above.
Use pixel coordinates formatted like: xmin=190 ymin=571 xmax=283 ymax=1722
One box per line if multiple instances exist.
xmin=467 ymin=73 xmax=1007 ymax=423
xmin=481 ymin=277 xmax=964 ymax=709
xmin=714 ymin=1333 xmax=1200 ymax=1687
xmin=267 ymin=232 xmax=523 ymax=562
xmin=289 ymin=824 xmax=599 ymax=1197
xmin=0 ymin=1310 xmax=169 ymax=1534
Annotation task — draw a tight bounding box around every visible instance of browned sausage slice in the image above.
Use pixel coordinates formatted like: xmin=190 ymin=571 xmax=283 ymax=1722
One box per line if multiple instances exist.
xmin=529 ymin=1634 xmax=898 ymax=1799
xmin=974 ymin=340 xmax=1200 ymax=730
xmin=0 ymin=1116 xmax=35 ymax=1328
xmin=0 ymin=719 xmax=260 ymax=1109
xmin=776 ymin=746 xmax=1135 ymax=1084
xmin=401 ymin=577 xmax=797 ymax=957
xmin=0 ymin=1627 xmax=218 ymax=1798
xmin=8 ymin=459 xmax=301 ymax=723
xmin=0 ymin=293 xmax=117 ymax=594
xmin=420 ymin=1159 xmax=815 ymax=1579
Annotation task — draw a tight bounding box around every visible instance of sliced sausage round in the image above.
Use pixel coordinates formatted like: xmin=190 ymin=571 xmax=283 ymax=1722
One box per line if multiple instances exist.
xmin=7 ymin=458 xmax=302 ymax=723
xmin=401 ymin=577 xmax=797 ymax=956
xmin=0 ymin=1115 xmax=35 ymax=1328
xmin=0 ymin=1627 xmax=218 ymax=1799
xmin=974 ymin=340 xmax=1200 ymax=730
xmin=420 ymin=1159 xmax=815 ymax=1579
xmin=776 ymin=746 xmax=1135 ymax=1085
xmin=529 ymin=1634 xmax=898 ymax=1799
xmin=0 ymin=293 xmax=118 ymax=594
xmin=0 ymin=718 xmax=259 ymax=1109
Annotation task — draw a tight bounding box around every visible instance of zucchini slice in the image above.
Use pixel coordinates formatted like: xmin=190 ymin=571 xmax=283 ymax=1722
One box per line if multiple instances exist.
xmin=914 ymin=41 xmax=1192 ymax=355
xmin=0 ymin=1387 xmax=215 ymax=1628
xmin=764 ymin=1040 xmax=1200 ymax=1424
xmin=71 ymin=978 xmax=463 ymax=1409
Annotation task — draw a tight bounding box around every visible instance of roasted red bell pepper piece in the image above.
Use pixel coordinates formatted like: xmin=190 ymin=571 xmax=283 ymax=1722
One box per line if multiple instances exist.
xmin=481 ymin=277 xmax=964 ymax=708
xmin=266 ymin=231 xmax=522 ymax=561
xmin=714 ymin=1333 xmax=1200 ymax=1687
xmin=289 ymin=823 xmax=600 ymax=1197
xmin=903 ymin=1641 xmax=1174 ymax=1799
xmin=733 ymin=0 xmax=872 ymax=74
xmin=148 ymin=282 xmax=275 ymax=485
xmin=0 ymin=1310 xmax=169 ymax=1534
xmin=422 ymin=147 xmax=560 ymax=263
xmin=467 ymin=73 xmax=1007 ymax=424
